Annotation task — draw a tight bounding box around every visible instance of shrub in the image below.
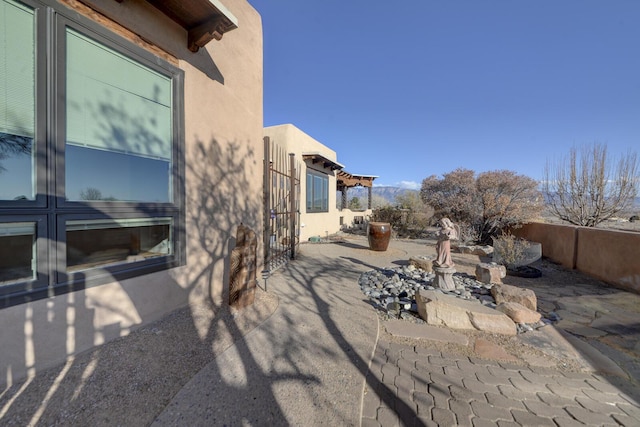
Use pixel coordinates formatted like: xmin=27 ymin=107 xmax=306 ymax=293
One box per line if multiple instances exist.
xmin=371 ymin=206 xmax=403 ymax=225
xmin=421 ymin=168 xmax=543 ymax=243
xmin=492 ymin=233 xmax=531 ymax=269
xmin=457 ymin=222 xmax=482 ymax=245
xmin=371 ymin=203 xmax=434 ymax=238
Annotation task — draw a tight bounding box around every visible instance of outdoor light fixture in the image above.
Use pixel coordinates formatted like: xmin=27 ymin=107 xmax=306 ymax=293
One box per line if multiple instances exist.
xmin=261 ymin=269 xmax=269 ymax=292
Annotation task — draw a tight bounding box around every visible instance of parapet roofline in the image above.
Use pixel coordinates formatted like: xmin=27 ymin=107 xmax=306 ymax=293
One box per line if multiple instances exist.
xmin=302 ymin=153 xmax=345 ymax=171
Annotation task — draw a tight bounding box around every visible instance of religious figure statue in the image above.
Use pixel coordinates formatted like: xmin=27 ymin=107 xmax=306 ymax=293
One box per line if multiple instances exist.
xmin=434 ymin=218 xmax=458 ymax=268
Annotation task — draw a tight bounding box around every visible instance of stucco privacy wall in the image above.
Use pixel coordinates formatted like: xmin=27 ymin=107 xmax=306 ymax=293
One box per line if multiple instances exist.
xmin=514 ymin=223 xmax=640 ymax=294
xmin=0 ymin=0 xmax=263 ymax=386
xmin=512 ymin=223 xmax=577 ymax=269
xmin=575 ymin=227 xmax=640 ymax=294
xmin=264 ymin=124 xmax=345 ymax=242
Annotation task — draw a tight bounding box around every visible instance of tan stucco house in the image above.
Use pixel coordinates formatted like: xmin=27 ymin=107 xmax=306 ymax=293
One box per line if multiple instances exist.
xmin=0 ymin=0 xmax=264 ymax=385
xmin=264 ymin=124 xmax=376 ymax=242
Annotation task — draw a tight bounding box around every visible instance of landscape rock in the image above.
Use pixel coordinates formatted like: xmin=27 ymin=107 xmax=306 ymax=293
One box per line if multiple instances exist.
xmin=409 ymin=256 xmax=433 ymax=273
xmin=475 ymin=262 xmax=506 ymax=284
xmin=358 ymin=265 xmax=548 ymax=335
xmin=491 ymin=283 xmax=537 ymax=311
xmin=496 ymin=302 xmax=542 ymax=324
xmin=416 ymin=290 xmax=516 ymax=335
xmin=456 ymin=245 xmax=494 ymax=256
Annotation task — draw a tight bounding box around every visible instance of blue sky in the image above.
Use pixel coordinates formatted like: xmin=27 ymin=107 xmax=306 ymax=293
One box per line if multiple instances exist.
xmin=250 ymin=0 xmax=640 ymax=189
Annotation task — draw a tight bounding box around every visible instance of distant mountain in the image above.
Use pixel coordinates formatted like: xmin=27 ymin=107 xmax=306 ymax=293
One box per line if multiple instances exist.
xmin=345 ymin=186 xmax=417 ymax=206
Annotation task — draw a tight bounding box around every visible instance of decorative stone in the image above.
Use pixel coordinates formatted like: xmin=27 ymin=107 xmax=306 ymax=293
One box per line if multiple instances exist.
xmin=491 ymin=283 xmax=537 ymax=311
xmin=415 ymin=290 xmax=516 ymax=335
xmin=457 ymin=245 xmax=494 ymax=256
xmin=433 ymin=266 xmax=456 ymax=290
xmin=409 ymin=256 xmax=434 ymax=273
xmin=475 ymin=263 xmax=507 ymax=284
xmin=496 ymin=302 xmax=542 ymax=324
xmin=455 ymin=245 xmax=474 ymax=254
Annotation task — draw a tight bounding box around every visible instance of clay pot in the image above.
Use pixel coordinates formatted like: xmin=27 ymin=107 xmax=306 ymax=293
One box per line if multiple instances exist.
xmin=368 ymin=222 xmax=391 ymax=251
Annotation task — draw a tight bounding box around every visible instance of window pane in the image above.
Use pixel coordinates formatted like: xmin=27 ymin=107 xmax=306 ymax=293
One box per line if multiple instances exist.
xmin=307 ymin=172 xmax=329 ymax=212
xmin=0 ymin=0 xmax=35 ymax=201
xmin=322 ymin=176 xmax=328 ymax=210
xmin=66 ymin=145 xmax=170 ymax=202
xmin=313 ymin=176 xmax=323 ymax=210
xmin=306 ymin=173 xmax=312 ymax=210
xmin=0 ymin=222 xmax=36 ymax=284
xmin=66 ymin=217 xmax=172 ymax=272
xmin=65 ymin=29 xmax=172 ymax=202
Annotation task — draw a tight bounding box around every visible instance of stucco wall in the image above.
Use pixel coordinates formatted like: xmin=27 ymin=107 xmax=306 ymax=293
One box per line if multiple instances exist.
xmin=514 ymin=222 xmax=640 ymax=294
xmin=575 ymin=227 xmax=640 ymax=294
xmin=1 ymin=0 xmax=263 ymax=387
xmin=264 ymin=124 xmax=346 ymax=242
xmin=512 ymin=223 xmax=577 ymax=269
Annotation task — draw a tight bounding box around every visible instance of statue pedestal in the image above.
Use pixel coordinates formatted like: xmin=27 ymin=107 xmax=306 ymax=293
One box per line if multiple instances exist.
xmin=433 ymin=266 xmax=456 ymax=290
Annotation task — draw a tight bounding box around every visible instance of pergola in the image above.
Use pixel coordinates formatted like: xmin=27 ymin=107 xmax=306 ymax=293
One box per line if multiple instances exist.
xmin=336 ymin=171 xmax=378 ymax=210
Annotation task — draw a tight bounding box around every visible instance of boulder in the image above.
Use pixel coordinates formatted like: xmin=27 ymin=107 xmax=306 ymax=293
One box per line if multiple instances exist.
xmin=456 ymin=245 xmax=494 ymax=256
xmin=409 ymin=256 xmax=433 ymax=272
xmin=496 ymin=302 xmax=542 ymax=323
xmin=455 ymin=245 xmax=474 ymax=254
xmin=416 ymin=290 xmax=516 ymax=336
xmin=491 ymin=284 xmax=537 ymax=311
xmin=475 ymin=263 xmax=506 ymax=284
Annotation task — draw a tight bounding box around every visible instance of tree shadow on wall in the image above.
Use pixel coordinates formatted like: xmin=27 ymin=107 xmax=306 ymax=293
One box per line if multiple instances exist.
xmin=0 ymin=132 xmax=295 ymax=425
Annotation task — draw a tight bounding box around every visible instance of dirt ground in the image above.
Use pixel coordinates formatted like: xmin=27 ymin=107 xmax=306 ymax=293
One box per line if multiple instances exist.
xmin=0 ymin=291 xmax=279 ymax=427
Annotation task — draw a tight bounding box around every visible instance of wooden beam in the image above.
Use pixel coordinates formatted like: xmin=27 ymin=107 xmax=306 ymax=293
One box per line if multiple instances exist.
xmin=188 ymin=16 xmax=226 ymax=52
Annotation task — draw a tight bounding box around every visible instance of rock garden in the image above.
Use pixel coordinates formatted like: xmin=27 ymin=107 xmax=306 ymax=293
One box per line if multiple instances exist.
xmin=358 ymin=256 xmax=551 ymax=336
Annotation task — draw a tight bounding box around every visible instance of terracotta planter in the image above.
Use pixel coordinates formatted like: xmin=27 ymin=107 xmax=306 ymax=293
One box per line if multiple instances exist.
xmin=368 ymin=222 xmax=391 ymax=251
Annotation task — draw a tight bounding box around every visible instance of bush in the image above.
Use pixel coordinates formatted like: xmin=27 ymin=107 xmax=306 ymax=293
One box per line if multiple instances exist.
xmin=492 ymin=233 xmax=531 ymax=269
xmin=420 ymin=168 xmax=543 ymax=243
xmin=457 ymin=222 xmax=482 ymax=245
xmin=371 ymin=203 xmax=433 ymax=238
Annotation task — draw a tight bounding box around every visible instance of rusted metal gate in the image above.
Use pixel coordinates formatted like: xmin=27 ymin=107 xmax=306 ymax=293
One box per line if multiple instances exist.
xmin=263 ymin=136 xmax=301 ymax=274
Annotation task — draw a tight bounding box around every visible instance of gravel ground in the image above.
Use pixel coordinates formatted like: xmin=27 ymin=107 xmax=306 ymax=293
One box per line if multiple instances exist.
xmin=0 ymin=289 xmax=278 ymax=427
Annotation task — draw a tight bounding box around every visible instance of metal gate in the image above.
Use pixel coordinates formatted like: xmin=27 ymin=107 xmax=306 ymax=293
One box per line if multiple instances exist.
xmin=263 ymin=136 xmax=301 ymax=274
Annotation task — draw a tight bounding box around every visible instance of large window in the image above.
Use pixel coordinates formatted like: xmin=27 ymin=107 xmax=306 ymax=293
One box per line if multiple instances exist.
xmin=0 ymin=0 xmax=185 ymax=308
xmin=0 ymin=0 xmax=35 ymax=201
xmin=306 ymin=171 xmax=329 ymax=213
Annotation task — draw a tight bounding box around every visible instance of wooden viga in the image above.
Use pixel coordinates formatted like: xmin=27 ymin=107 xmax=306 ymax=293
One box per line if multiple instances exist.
xmin=228 ymin=223 xmax=258 ymax=309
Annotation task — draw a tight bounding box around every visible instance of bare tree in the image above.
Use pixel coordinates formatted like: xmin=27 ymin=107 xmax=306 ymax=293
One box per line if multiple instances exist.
xmin=421 ymin=168 xmax=543 ymax=243
xmin=543 ymin=143 xmax=639 ymax=227
xmin=0 ymin=134 xmax=32 ymax=172
xmin=80 ymin=187 xmax=103 ymax=200
xmin=370 ymin=194 xmax=390 ymax=209
xmin=420 ymin=168 xmax=480 ymax=224
xmin=476 ymin=170 xmax=544 ymax=239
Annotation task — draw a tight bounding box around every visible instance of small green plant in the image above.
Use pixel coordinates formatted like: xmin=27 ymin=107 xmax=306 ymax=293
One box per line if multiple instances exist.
xmin=492 ymin=232 xmax=531 ymax=269
xmin=348 ymin=196 xmax=362 ymax=210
